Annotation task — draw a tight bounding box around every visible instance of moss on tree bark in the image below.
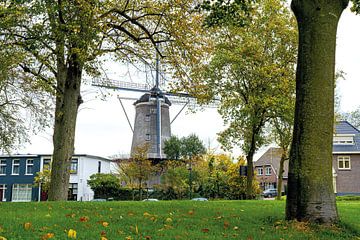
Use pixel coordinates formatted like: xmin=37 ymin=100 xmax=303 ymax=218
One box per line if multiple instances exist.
xmin=286 ymin=0 xmax=348 ymax=223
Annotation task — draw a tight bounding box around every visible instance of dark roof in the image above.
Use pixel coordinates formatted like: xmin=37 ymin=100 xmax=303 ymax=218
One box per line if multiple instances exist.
xmin=335 ymin=121 xmax=360 ymax=134
xmin=333 ymin=121 xmax=360 ymax=153
xmin=254 ymin=147 xmax=288 ymax=178
xmin=134 ymin=86 xmax=172 ymax=106
xmin=0 ymin=154 xmax=112 ymax=162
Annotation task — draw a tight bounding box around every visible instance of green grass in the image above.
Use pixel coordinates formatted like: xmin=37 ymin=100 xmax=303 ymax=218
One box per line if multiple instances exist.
xmin=0 ymin=200 xmax=359 ymax=240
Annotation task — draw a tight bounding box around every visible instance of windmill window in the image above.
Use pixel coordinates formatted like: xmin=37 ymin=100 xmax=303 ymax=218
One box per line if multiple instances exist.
xmin=150 ymin=109 xmax=157 ymax=114
xmin=146 ymin=134 xmax=151 ymax=141
xmin=145 ymin=114 xmax=151 ymax=122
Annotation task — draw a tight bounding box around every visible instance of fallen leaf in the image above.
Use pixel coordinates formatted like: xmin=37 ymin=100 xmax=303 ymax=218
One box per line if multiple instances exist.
xmin=127 ymin=212 xmax=134 ymax=216
xmin=24 ymin=222 xmax=32 ymax=230
xmin=109 ymin=208 xmax=113 ymax=211
xmin=45 ymin=214 xmax=51 ymax=218
xmin=233 ymin=226 xmax=239 ymax=230
xmin=66 ymin=213 xmax=76 ymax=218
xmin=68 ymin=229 xmax=77 ymax=239
xmin=201 ymin=228 xmax=209 ymax=233
xmin=224 ymin=221 xmax=230 ymax=229
xmin=102 ymin=222 xmax=109 ymax=227
xmin=247 ymin=236 xmax=253 ymax=240
xmin=165 ymin=218 xmax=172 ymax=223
xmin=0 ymin=237 xmax=7 ymax=240
xmin=100 ymin=237 xmax=108 ymax=240
xmin=143 ymin=212 xmax=151 ymax=217
xmin=135 ymin=225 xmax=139 ymax=234
xmin=100 ymin=231 xmax=106 ymax=236
xmin=145 ymin=236 xmax=152 ymax=240
xmin=188 ymin=210 xmax=194 ymax=215
xmin=41 ymin=233 xmax=54 ymax=239
xmin=79 ymin=216 xmax=89 ymax=222
xmin=125 ymin=236 xmax=132 ymax=240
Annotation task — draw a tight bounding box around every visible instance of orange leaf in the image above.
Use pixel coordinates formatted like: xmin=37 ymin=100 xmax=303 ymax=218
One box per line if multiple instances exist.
xmin=201 ymin=228 xmax=209 ymax=233
xmin=145 ymin=236 xmax=152 ymax=240
xmin=79 ymin=216 xmax=89 ymax=222
xmin=187 ymin=210 xmax=194 ymax=215
xmin=41 ymin=233 xmax=55 ymax=240
xmin=100 ymin=237 xmax=108 ymax=240
xmin=100 ymin=231 xmax=106 ymax=236
xmin=24 ymin=222 xmax=32 ymax=230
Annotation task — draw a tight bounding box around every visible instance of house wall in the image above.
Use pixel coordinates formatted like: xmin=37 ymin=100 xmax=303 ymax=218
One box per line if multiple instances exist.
xmin=70 ymin=156 xmax=111 ymax=201
xmin=0 ymin=156 xmax=41 ymax=202
xmin=333 ymin=154 xmax=360 ymax=195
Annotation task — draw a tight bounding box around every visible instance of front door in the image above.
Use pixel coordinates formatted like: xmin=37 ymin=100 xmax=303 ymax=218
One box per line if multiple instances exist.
xmin=0 ymin=189 xmax=3 ymax=201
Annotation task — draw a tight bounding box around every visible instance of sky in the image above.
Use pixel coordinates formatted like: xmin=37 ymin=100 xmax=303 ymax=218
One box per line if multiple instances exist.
xmin=21 ymin=6 xmax=360 ymax=159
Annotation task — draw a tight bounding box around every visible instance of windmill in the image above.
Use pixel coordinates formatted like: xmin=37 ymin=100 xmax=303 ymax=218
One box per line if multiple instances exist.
xmin=92 ymin=53 xmax=217 ymax=160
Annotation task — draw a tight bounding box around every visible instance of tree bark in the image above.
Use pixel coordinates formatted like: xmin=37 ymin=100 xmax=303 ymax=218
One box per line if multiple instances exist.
xmin=48 ymin=54 xmax=82 ymax=201
xmin=286 ymin=0 xmax=348 ymax=223
xmin=245 ymin=131 xmax=256 ymax=199
xmin=276 ymin=151 xmax=286 ymax=200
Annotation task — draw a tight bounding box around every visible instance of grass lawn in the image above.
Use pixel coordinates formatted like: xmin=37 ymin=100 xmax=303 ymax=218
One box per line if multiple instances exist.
xmin=0 ymin=200 xmax=359 ymax=240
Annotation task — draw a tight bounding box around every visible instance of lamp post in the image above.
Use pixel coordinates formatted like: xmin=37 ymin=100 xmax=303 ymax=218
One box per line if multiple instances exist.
xmin=187 ymin=160 xmax=192 ymax=199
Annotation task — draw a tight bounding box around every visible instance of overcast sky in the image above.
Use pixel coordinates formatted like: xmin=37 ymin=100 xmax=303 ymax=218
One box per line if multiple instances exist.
xmin=21 ymin=6 xmax=360 ymax=159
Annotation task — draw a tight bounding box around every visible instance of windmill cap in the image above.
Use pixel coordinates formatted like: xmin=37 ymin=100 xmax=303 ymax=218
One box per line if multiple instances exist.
xmin=134 ymin=86 xmax=172 ymax=106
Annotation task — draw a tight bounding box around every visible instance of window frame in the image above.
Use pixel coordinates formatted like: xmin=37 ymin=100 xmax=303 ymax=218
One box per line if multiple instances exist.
xmin=25 ymin=159 xmax=34 ymax=175
xmin=265 ymin=167 xmax=272 ymax=176
xmin=0 ymin=184 xmax=7 ymax=201
xmin=257 ymin=167 xmax=263 ymax=176
xmin=12 ymin=159 xmax=20 ymax=175
xmin=0 ymin=160 xmax=7 ymax=175
xmin=70 ymin=158 xmax=78 ymax=174
xmin=12 ymin=184 xmax=32 ymax=202
xmin=145 ymin=133 xmax=151 ymax=141
xmin=338 ymin=156 xmax=351 ymax=170
xmin=42 ymin=158 xmax=51 ymax=170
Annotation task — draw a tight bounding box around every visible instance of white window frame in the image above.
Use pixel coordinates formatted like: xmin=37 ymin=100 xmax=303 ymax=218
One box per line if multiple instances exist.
xmin=70 ymin=158 xmax=78 ymax=174
xmin=145 ymin=134 xmax=151 ymax=141
xmin=12 ymin=184 xmax=32 ymax=202
xmin=265 ymin=167 xmax=272 ymax=176
xmin=12 ymin=159 xmax=20 ymax=175
xmin=338 ymin=156 xmax=351 ymax=170
xmin=0 ymin=184 xmax=7 ymax=201
xmin=257 ymin=168 xmax=263 ymax=176
xmin=42 ymin=158 xmax=51 ymax=170
xmin=0 ymin=160 xmax=6 ymax=175
xmin=25 ymin=159 xmax=34 ymax=175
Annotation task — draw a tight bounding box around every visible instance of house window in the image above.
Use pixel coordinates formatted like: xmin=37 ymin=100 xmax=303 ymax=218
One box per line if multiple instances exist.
xmin=68 ymin=183 xmax=78 ymax=201
xmin=0 ymin=184 xmax=7 ymax=201
xmin=265 ymin=167 xmax=272 ymax=176
xmin=0 ymin=160 xmax=6 ymax=175
xmin=98 ymin=161 xmax=101 ymax=173
xmin=43 ymin=158 xmax=51 ymax=170
xmin=12 ymin=159 xmax=20 ymax=175
xmin=12 ymin=184 xmax=32 ymax=202
xmin=25 ymin=159 xmax=34 ymax=175
xmin=145 ymin=134 xmax=151 ymax=141
xmin=338 ymin=156 xmax=351 ymax=170
xmin=145 ymin=114 xmax=151 ymax=122
xmin=70 ymin=158 xmax=78 ymax=174
xmin=333 ymin=136 xmax=354 ymax=145
xmin=257 ymin=168 xmax=263 ymax=176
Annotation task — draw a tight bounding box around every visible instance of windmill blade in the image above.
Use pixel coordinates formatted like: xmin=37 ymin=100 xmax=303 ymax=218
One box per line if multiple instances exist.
xmin=92 ymin=78 xmax=151 ymax=93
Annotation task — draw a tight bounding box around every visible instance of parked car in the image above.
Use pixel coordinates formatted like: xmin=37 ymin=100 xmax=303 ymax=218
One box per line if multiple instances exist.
xmin=191 ymin=198 xmax=208 ymax=201
xmin=262 ymin=189 xmax=278 ymax=198
xmin=142 ymin=198 xmax=159 ymax=202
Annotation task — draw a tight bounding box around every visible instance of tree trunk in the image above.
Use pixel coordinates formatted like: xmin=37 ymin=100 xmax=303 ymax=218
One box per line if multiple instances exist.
xmin=286 ymin=0 xmax=348 ymax=223
xmin=48 ymin=55 xmax=82 ymax=201
xmin=246 ymin=142 xmax=256 ymax=199
xmin=276 ymin=151 xmax=286 ymax=200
